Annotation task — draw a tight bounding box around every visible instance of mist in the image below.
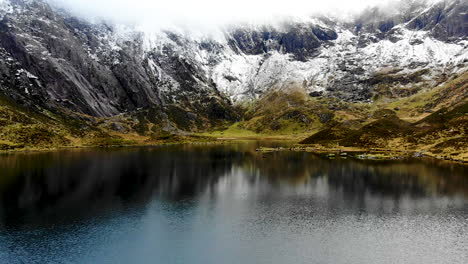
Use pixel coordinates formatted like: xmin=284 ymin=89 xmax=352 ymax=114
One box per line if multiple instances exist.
xmin=48 ymin=0 xmax=439 ymax=32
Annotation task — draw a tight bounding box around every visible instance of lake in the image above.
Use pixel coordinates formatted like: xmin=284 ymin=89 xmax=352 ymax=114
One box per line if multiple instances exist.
xmin=0 ymin=142 xmax=467 ymax=264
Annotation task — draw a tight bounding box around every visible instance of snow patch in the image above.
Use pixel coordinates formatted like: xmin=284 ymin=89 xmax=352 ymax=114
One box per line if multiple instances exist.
xmin=17 ymin=69 xmax=39 ymax=79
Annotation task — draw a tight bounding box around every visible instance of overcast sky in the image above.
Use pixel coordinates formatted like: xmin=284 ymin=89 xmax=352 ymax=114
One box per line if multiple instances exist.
xmin=48 ymin=0 xmax=436 ymax=31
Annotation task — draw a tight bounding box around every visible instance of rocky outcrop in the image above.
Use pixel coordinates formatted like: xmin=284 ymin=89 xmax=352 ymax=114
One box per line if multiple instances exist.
xmin=227 ymin=22 xmax=339 ymax=62
xmin=406 ymin=0 xmax=468 ymax=40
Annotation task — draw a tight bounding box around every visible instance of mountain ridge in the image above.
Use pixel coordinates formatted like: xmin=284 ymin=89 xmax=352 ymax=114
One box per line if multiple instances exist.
xmin=0 ymin=0 xmax=466 ymax=158
xmin=0 ymin=0 xmax=465 ymax=119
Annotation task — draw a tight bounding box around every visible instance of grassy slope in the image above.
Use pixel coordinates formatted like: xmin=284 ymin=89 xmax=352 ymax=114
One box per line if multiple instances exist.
xmin=1 ymin=72 xmax=466 ymax=161
xmin=0 ymin=97 xmax=213 ymax=152
xmin=203 ymin=88 xmax=370 ymax=140
xmin=206 ymin=72 xmax=467 ymax=162
xmin=299 ymin=72 xmax=468 ymax=161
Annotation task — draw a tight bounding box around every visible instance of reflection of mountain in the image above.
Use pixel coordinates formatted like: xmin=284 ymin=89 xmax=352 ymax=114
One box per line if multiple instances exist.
xmin=238 ymin=152 xmax=468 ymax=197
xmin=0 ymin=144 xmax=467 ymax=227
xmin=0 ymin=146 xmax=243 ymax=227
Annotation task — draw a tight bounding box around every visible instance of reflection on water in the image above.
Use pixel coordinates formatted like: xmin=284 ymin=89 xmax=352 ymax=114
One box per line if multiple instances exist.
xmin=0 ymin=142 xmax=467 ymax=264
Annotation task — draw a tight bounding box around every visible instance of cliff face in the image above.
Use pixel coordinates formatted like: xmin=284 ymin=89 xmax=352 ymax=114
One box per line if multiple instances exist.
xmin=0 ymin=0 xmax=466 ymax=131
xmin=0 ymin=0 xmax=240 ymax=131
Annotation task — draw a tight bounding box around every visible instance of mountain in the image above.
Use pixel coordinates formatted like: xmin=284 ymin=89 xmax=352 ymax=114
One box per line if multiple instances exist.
xmin=0 ymin=0 xmax=466 ymax=155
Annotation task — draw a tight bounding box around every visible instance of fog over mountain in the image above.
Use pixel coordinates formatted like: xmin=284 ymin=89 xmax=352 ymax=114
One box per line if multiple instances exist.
xmin=47 ymin=0 xmax=444 ymax=31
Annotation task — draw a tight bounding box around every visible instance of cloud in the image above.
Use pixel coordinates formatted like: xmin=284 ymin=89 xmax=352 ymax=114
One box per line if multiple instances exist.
xmin=47 ymin=0 xmax=438 ymax=31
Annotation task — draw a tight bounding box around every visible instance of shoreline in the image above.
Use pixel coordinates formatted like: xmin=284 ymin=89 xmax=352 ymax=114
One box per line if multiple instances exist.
xmin=1 ymin=137 xmax=467 ymax=165
xmin=255 ymin=145 xmax=468 ymax=164
xmin=0 ymin=139 xmax=219 ymax=155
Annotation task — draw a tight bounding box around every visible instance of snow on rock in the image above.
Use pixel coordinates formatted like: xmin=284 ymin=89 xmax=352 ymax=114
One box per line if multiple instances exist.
xmin=203 ymin=25 xmax=466 ymax=102
xmin=0 ymin=0 xmax=13 ymax=18
xmin=0 ymin=0 xmax=466 ymax=116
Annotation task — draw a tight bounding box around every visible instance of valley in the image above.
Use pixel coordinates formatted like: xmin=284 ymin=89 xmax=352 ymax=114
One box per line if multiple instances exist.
xmin=0 ymin=0 xmax=466 ymax=163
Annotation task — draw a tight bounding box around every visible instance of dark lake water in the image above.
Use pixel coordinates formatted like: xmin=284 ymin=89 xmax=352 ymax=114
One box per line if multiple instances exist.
xmin=0 ymin=141 xmax=467 ymax=264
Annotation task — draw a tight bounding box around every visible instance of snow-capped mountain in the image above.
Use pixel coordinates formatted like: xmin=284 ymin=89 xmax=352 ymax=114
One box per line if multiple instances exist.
xmin=0 ymin=0 xmax=466 ymax=129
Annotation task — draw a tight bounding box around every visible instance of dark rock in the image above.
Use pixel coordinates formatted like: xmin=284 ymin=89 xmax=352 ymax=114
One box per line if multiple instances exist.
xmin=409 ymin=38 xmax=424 ymax=45
xmin=110 ymin=122 xmax=125 ymax=132
xmin=227 ymin=22 xmax=336 ymax=61
xmin=318 ymin=112 xmax=334 ymax=123
xmin=406 ymin=0 xmax=467 ymax=40
xmin=312 ymin=27 xmax=338 ymax=41
xmin=309 ymin=91 xmax=323 ymax=97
